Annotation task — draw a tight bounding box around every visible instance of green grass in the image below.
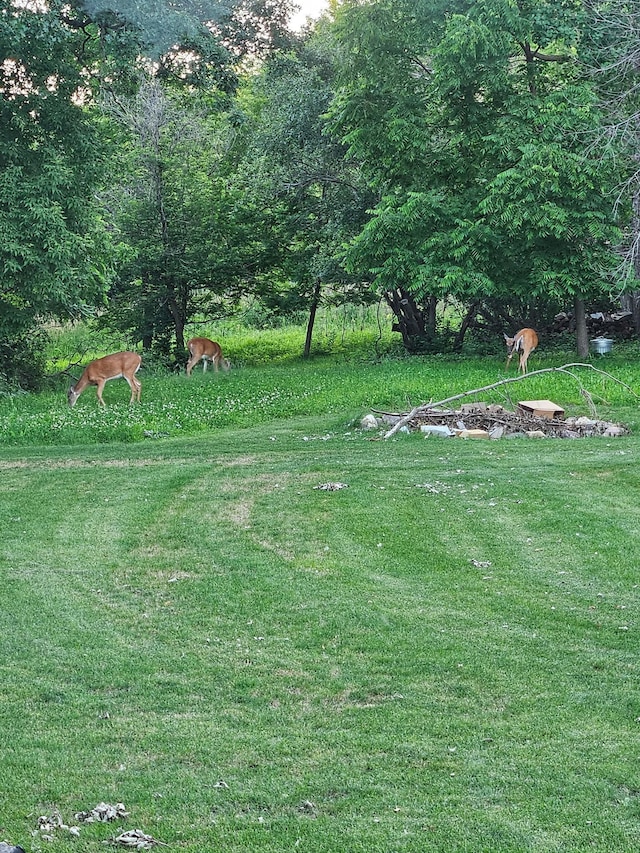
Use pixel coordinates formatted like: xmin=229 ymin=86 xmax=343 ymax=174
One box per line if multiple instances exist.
xmin=1 ymin=338 xmax=640 ymax=851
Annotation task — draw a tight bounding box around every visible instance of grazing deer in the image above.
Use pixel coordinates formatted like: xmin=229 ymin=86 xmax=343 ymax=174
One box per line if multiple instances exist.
xmin=186 ymin=337 xmax=230 ymax=376
xmin=67 ymin=352 xmax=142 ymax=407
xmin=504 ymin=328 xmax=538 ymax=374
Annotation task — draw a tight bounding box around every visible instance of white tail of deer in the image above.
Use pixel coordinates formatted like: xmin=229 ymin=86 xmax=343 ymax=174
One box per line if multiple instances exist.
xmin=186 ymin=338 xmax=230 ymax=376
xmin=67 ymin=352 xmax=142 ymax=407
xmin=504 ymin=328 xmax=538 ymax=374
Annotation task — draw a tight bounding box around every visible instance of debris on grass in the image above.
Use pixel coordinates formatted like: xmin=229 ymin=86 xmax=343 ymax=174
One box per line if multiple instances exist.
xmin=36 ymin=804 xmax=164 ymax=849
xmin=36 ymin=803 xmax=133 ymax=843
xmin=372 ymin=363 xmax=636 ymax=439
xmin=36 ymin=810 xmax=80 ymax=838
xmin=298 ymin=799 xmax=317 ymax=815
xmin=415 ymin=481 xmax=446 ymax=493
xmin=106 ymin=828 xmax=166 ymax=849
xmin=314 ymin=482 xmax=349 ymax=490
xmin=75 ymin=803 xmax=130 ymax=823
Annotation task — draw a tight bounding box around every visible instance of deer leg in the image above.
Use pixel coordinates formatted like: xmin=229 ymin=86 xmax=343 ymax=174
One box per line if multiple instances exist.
xmin=125 ymin=376 xmax=141 ymax=402
xmin=96 ymin=380 xmax=106 ymax=407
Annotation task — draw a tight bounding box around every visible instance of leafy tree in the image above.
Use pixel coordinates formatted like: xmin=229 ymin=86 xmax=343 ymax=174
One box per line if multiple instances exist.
xmin=330 ymin=0 xmax=625 ymax=354
xmin=583 ymin=0 xmax=640 ymax=332
xmin=0 ymin=0 xmax=113 ymax=386
xmin=91 ymin=0 xmax=300 ymax=361
xmin=240 ymin=29 xmax=376 ymax=356
xmin=100 ymin=80 xmax=269 ymax=359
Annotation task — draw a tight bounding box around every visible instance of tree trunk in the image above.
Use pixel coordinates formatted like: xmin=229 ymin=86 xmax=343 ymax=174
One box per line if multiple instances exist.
xmin=453 ymin=302 xmax=478 ymax=351
xmin=385 ymin=287 xmax=427 ymax=351
xmin=628 ymin=184 xmax=640 ymax=336
xmin=426 ymin=294 xmax=437 ymax=336
xmin=620 ymin=291 xmax=640 ymax=335
xmin=303 ymin=279 xmax=322 ymax=359
xmin=167 ymin=295 xmax=186 ymax=354
xmin=574 ymin=294 xmax=589 ymax=358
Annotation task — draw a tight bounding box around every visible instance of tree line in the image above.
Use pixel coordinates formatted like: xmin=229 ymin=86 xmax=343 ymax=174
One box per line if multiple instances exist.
xmin=1 ymin=0 xmax=639 ymax=387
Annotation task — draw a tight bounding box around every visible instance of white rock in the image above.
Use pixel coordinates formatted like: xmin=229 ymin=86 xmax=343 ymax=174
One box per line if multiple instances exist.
xmin=360 ymin=414 xmax=379 ymax=430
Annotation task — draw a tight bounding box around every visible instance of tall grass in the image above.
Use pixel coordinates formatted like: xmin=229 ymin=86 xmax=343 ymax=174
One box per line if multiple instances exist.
xmin=189 ymin=306 xmax=403 ymax=366
xmin=0 ymin=316 xmax=637 ymax=448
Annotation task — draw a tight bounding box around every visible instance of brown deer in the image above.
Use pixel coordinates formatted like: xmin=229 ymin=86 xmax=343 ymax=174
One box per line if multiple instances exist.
xmin=504 ymin=328 xmax=538 ymax=374
xmin=67 ymin=352 xmax=142 ymax=407
xmin=186 ymin=338 xmax=230 ymax=376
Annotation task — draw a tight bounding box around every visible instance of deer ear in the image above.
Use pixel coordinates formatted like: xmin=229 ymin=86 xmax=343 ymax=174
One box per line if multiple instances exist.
xmin=503 ymin=333 xmax=509 ymax=341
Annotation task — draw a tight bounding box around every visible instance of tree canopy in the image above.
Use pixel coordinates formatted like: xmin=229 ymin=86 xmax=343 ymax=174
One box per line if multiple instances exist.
xmin=330 ymin=0 xmax=625 ymax=349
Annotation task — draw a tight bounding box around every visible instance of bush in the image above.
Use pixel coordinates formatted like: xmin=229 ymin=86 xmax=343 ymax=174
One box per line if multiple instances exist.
xmin=0 ymin=330 xmax=48 ymax=392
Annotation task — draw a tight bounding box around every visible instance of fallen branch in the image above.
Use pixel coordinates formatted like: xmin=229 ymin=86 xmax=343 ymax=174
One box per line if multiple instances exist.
xmin=383 ymin=363 xmax=638 ymax=438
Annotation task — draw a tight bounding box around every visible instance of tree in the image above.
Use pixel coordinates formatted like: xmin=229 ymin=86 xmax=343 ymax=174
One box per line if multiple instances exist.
xmin=239 ymin=28 xmax=376 ymax=356
xmin=0 ymin=1 xmax=114 ymax=386
xmin=92 ymin=0 xmax=301 ymax=361
xmin=330 ymin=0 xmax=625 ymax=354
xmin=100 ymin=79 xmax=265 ymax=358
xmin=583 ymin=0 xmax=640 ymax=333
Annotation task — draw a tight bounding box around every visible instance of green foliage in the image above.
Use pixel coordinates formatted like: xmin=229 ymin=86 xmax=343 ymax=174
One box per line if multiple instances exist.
xmin=46 ymin=323 xmax=136 ymax=370
xmin=0 ymin=329 xmax=48 ymax=393
xmin=101 ymin=80 xmax=253 ymax=354
xmin=1 ymin=0 xmax=299 ymax=379
xmin=3 ymin=0 xmax=638 ymax=383
xmin=0 ymin=3 xmax=113 ymax=357
xmin=332 ymin=0 xmax=626 ymax=329
xmin=581 ymin=1 xmax=640 ymax=290
xmin=239 ymin=33 xmax=375 ymax=317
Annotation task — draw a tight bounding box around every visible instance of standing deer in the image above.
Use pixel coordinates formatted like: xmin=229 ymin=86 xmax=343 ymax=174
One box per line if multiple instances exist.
xmin=504 ymin=328 xmax=538 ymax=374
xmin=186 ymin=338 xmax=230 ymax=376
xmin=67 ymin=352 xmax=142 ymax=407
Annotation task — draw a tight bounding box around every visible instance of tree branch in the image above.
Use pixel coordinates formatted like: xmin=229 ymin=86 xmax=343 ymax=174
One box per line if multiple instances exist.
xmin=409 ymin=55 xmax=432 ymax=76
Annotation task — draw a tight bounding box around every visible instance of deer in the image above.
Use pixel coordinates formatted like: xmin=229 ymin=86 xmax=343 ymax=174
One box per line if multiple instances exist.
xmin=67 ymin=351 xmax=142 ymax=407
xmin=186 ymin=337 xmax=230 ymax=376
xmin=504 ymin=328 xmax=538 ymax=374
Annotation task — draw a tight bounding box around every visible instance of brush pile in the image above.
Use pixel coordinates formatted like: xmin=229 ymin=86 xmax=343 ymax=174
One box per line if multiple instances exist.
xmin=365 ymin=403 xmax=627 ymax=439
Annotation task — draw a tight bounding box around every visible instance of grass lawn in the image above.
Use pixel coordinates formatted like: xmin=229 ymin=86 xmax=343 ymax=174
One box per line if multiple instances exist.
xmin=1 ymin=348 xmax=639 ymax=851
